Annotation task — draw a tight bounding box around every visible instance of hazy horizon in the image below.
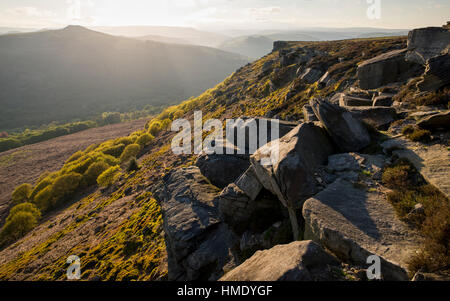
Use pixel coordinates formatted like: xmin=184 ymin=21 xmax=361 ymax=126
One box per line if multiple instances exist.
xmin=0 ymin=0 xmax=448 ymax=33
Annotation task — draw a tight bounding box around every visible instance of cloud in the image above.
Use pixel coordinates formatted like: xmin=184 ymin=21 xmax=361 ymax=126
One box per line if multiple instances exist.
xmin=248 ymin=6 xmax=281 ymax=21
xmin=4 ymin=6 xmax=56 ymax=18
xmin=0 ymin=6 xmax=58 ymax=27
xmin=250 ymin=6 xmax=281 ymax=15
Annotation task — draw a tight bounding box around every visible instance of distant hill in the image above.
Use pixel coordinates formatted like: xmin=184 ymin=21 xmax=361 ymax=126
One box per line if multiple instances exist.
xmin=92 ymin=26 xmax=229 ymax=47
xmin=0 ymin=26 xmax=248 ymax=131
xmin=218 ymin=28 xmax=408 ymax=58
xmin=0 ymin=27 xmax=36 ymax=35
xmin=218 ymin=35 xmax=274 ymax=60
xmin=218 ymin=33 xmax=319 ymax=59
xmin=137 ymin=34 xmax=189 ymax=45
xmin=356 ymin=31 xmax=409 ymax=38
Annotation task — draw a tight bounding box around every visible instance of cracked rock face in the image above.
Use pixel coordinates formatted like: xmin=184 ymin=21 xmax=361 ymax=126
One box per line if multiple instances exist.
xmin=327 ymin=152 xmax=386 ymax=179
xmin=345 ymin=106 xmax=398 ymax=130
xmin=310 ymin=98 xmax=371 ymax=152
xmin=195 ymin=153 xmax=250 ymax=189
xmin=251 ymin=123 xmax=334 ymax=210
xmin=356 ymin=49 xmax=423 ymax=90
xmin=302 ymin=105 xmax=318 ymax=122
xmin=153 ymin=166 xmax=238 ymax=281
xmin=417 ymin=54 xmax=450 ymax=92
xmin=406 ymin=27 xmax=450 ymax=65
xmin=302 ymin=178 xmax=422 ymax=281
xmin=299 ymin=68 xmax=324 ymax=84
xmin=225 ymin=117 xmax=298 ymax=155
xmin=339 ymin=95 xmax=373 ymax=107
xmin=220 ymin=240 xmax=340 ymax=281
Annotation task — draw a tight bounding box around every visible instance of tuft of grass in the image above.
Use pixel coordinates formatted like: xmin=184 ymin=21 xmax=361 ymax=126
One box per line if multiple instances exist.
xmin=402 ymin=125 xmax=432 ymax=143
xmin=382 ymin=159 xmax=420 ymax=190
xmin=414 ymin=87 xmax=450 ymax=106
xmin=361 ymin=169 xmax=373 ymax=177
xmin=408 ymin=129 xmax=432 ymax=143
xmin=401 ymin=125 xmax=415 ymax=136
xmin=97 ymin=166 xmax=121 ymax=187
xmin=126 ymin=157 xmax=140 ymax=173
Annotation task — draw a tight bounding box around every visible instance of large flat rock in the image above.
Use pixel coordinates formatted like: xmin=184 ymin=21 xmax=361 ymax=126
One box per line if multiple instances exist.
xmin=382 ymin=138 xmax=450 ymax=199
xmin=303 ymin=179 xmax=422 ymax=281
xmin=345 ymin=106 xmax=397 ymax=130
xmin=417 ymin=110 xmax=450 ymax=130
xmin=357 ymin=49 xmax=422 ymax=90
xmin=220 ymin=240 xmax=340 ymax=281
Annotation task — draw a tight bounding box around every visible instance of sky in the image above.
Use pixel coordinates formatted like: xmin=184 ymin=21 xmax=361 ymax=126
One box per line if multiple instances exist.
xmin=0 ymin=0 xmax=449 ymax=31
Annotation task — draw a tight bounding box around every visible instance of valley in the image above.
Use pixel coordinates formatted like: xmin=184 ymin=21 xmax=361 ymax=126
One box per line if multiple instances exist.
xmin=0 ymin=118 xmax=147 ymax=226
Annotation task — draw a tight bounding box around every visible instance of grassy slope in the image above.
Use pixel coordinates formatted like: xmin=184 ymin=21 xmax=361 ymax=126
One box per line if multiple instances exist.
xmin=0 ymin=37 xmax=411 ymax=280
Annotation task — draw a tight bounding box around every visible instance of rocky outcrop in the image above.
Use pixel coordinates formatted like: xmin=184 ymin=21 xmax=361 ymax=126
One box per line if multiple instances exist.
xmin=234 ymin=166 xmax=263 ymax=201
xmin=218 ymin=185 xmax=281 ymax=234
xmin=417 ymin=110 xmax=450 ymax=130
xmin=357 ymin=49 xmax=423 ymax=89
xmin=310 ymin=98 xmax=371 ymax=152
xmin=220 ymin=241 xmax=340 ymax=281
xmin=219 ymin=184 xmax=252 ymax=229
xmin=299 ymin=68 xmax=324 ymax=84
xmin=347 ymin=87 xmax=376 ymax=99
xmin=417 ymin=54 xmax=450 ymax=92
xmin=272 ymin=41 xmax=289 ymax=52
xmin=339 ymin=95 xmax=374 ymax=107
xmin=279 ymin=44 xmax=323 ymax=67
xmin=302 ymin=105 xmax=318 ymax=122
xmin=327 ymin=152 xmax=386 ymax=180
xmin=345 ymin=106 xmax=397 ymax=130
xmin=251 ymin=123 xmax=334 ymax=210
xmin=329 ymin=92 xmax=345 ymax=104
xmin=303 ymin=178 xmax=422 ymax=281
xmin=251 ymin=123 xmax=334 ymax=238
xmin=261 ymin=60 xmax=275 ymax=75
xmin=372 ymin=94 xmax=394 ymax=107
xmin=406 ymin=27 xmax=450 ymax=65
xmin=225 ymin=117 xmax=297 ymax=154
xmin=195 ymin=153 xmax=250 ymax=189
xmin=219 ymin=167 xmax=282 ymax=234
xmin=152 ymin=166 xmax=238 ymax=280
xmin=318 ymin=71 xmax=335 ymax=88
